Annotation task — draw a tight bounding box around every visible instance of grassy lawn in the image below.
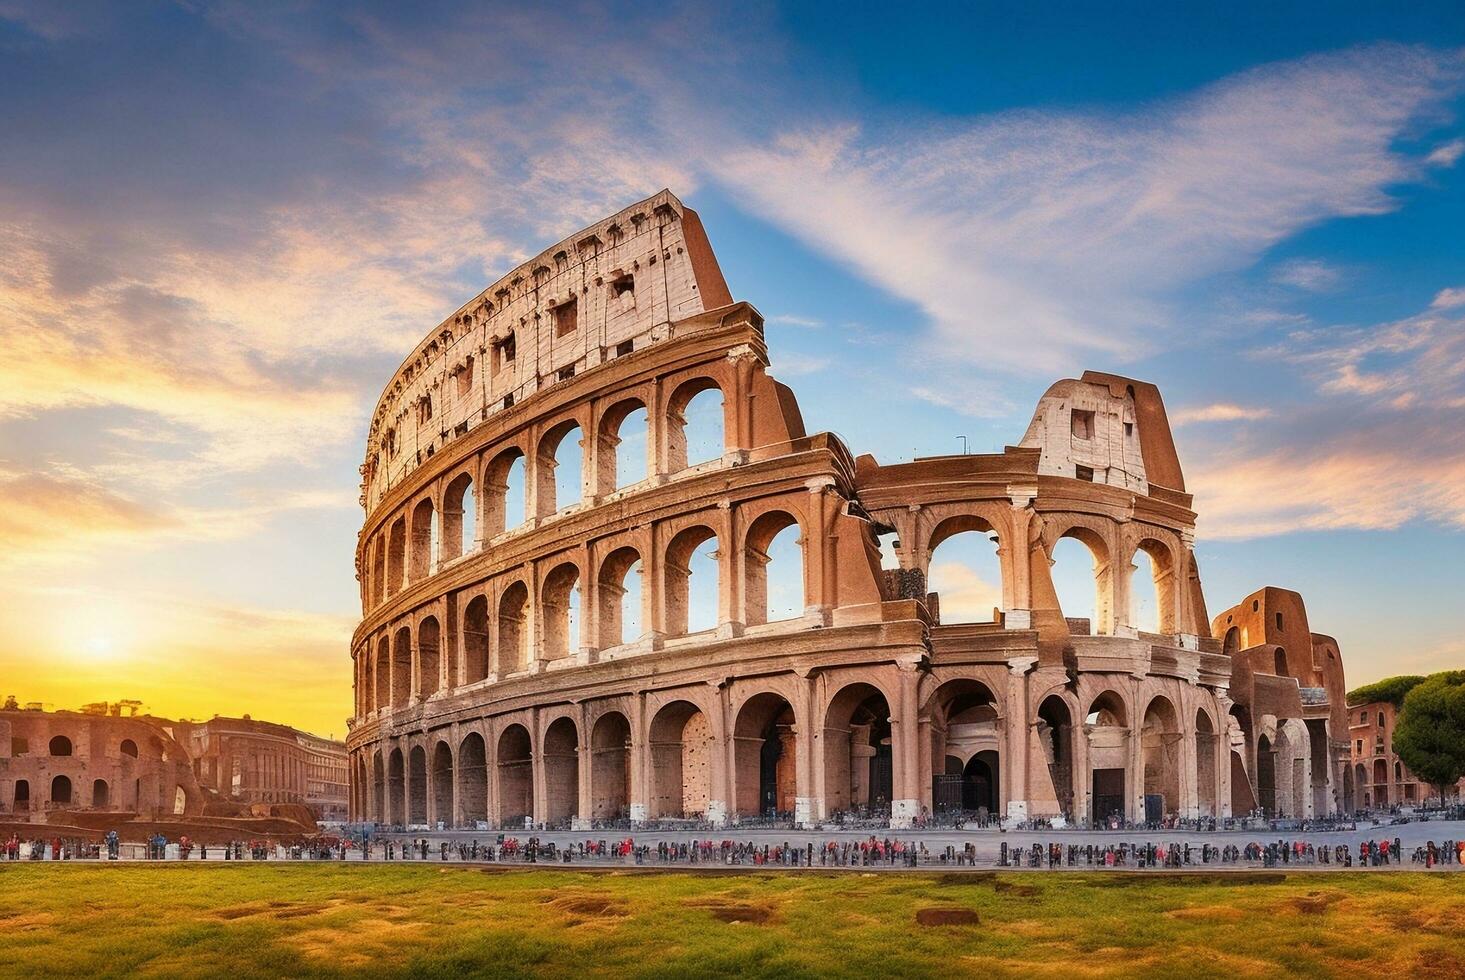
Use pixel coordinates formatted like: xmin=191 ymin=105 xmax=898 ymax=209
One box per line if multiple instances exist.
xmin=0 ymin=865 xmax=1461 ymax=978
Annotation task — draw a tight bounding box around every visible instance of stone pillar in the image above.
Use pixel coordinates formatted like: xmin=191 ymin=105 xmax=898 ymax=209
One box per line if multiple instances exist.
xmin=705 ymin=684 xmax=730 ymax=827
xmin=890 ymin=662 xmax=922 ymax=828
xmin=794 ymin=673 xmax=818 ymax=827
xmin=1005 ymin=657 xmax=1037 ymax=820
xmin=715 ymin=499 xmax=740 ymax=638
xmin=629 ymin=693 xmax=648 ymax=823
xmin=574 ymin=706 xmax=592 ymax=831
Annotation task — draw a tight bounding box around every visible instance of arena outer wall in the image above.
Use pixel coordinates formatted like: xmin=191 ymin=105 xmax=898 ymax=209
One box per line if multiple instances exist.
xmin=346 ymin=191 xmax=1352 ymax=831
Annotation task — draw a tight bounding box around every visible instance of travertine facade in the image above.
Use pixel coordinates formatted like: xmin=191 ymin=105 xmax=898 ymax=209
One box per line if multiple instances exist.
xmin=175 ymin=717 xmax=349 ymax=822
xmin=346 ymin=192 xmax=1351 ymax=829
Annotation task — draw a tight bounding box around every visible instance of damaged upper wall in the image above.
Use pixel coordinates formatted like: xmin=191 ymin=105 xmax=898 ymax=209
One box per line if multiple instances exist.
xmin=361 ymin=189 xmax=733 ymax=517
xmin=1017 ymin=371 xmax=1185 ymax=494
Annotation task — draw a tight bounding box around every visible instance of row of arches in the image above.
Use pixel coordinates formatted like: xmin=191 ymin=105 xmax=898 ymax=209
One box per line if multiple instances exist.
xmin=6 ymin=776 xmax=112 ymax=811
xmin=877 ymin=510 xmax=1187 ymax=636
xmin=365 ymin=381 xmax=725 ymax=610
xmin=353 ymin=676 xmax=1226 ymax=827
xmin=357 ymin=513 xmax=806 ymax=715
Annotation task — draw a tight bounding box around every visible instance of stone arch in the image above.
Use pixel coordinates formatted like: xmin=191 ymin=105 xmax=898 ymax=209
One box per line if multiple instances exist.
xmin=391 ymin=626 xmax=412 ymax=708
xmin=1128 ymin=536 xmax=1177 ymax=634
xmin=483 ymin=447 xmax=527 ymax=535
xmin=51 ymin=774 xmax=72 ymax=805
xmin=536 ymin=418 xmax=584 ymax=515
xmin=386 ymin=517 xmax=406 ymax=596
xmin=462 ymin=594 xmax=490 ymax=684
xmin=374 ymin=636 xmax=390 ymax=710
xmin=371 ymin=749 xmax=386 ymax=822
xmin=1223 ymin=626 xmax=1240 ymax=654
xmin=459 ymin=732 xmax=488 ymax=825
xmin=361 ymin=647 xmax=375 ymax=713
xmin=120 ymin=739 xmax=138 ymax=758
xmin=417 ymin=616 xmax=441 ymax=700
xmin=409 ymin=497 xmax=436 ymax=583
xmin=589 ymin=711 xmax=632 ymax=822
xmin=92 ymin=779 xmax=109 ymax=808
xmin=1085 ymin=689 xmax=1131 ymax=825
xmin=497 ymin=580 xmax=530 ymax=674
xmin=743 ymin=510 xmax=804 ymax=626
xmin=442 ymin=470 xmax=476 ymax=562
xmin=12 ymin=779 xmax=28 ymax=812
xmin=540 ymin=561 xmax=581 ymax=663
xmin=1048 ymin=523 xmax=1112 ymax=636
xmin=372 ymin=535 xmax=386 ymax=606
xmin=542 ymin=717 xmax=580 ymax=827
xmin=597 ymin=546 xmax=643 ymax=648
xmin=1195 ymin=706 xmax=1218 ymax=817
xmin=408 ymin=744 xmax=428 ymax=824
xmin=924 ymin=678 xmax=1001 ymax=816
xmin=49 ymin=735 xmax=72 ymax=756
xmin=648 ymin=699 xmax=713 ymax=819
xmin=1258 ymin=732 xmax=1279 ymax=814
xmin=667 ymin=377 xmax=724 ymax=471
xmin=926 ymin=514 xmax=1004 ymax=624
xmin=431 ymin=740 xmax=454 ymax=826
xmin=496 ymin=724 xmax=532 ymax=827
xmin=1037 ymin=694 xmax=1076 ymax=818
xmin=732 ymin=692 xmax=797 ymax=819
xmin=598 ymin=397 xmax=649 ymax=491
xmin=387 ymin=747 xmax=405 ymax=825
xmin=1141 ymin=695 xmax=1181 ymax=820
xmin=822 ymin=681 xmax=896 ymax=817
xmin=664 ymin=525 xmax=719 ymax=636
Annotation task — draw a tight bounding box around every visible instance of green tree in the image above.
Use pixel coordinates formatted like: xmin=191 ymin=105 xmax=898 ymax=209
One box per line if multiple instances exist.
xmin=1393 ymin=671 xmax=1465 ymax=804
xmin=1347 ymin=674 xmax=1425 ymax=707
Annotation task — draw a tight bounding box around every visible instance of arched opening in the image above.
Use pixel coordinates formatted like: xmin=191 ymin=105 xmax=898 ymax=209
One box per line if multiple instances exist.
xmin=1049 ymin=530 xmax=1110 ymax=635
xmin=1257 ymin=734 xmax=1278 ymax=815
xmin=1223 ymin=626 xmax=1240 ymax=655
xmin=823 ymin=683 xmax=894 ymax=818
xmin=744 ymin=511 xmax=804 ymax=626
xmin=542 ymin=717 xmax=580 ymax=828
xmin=598 ymin=399 xmax=649 ymax=491
xmin=1129 ymin=539 xmax=1174 ymax=634
xmin=665 ymin=526 xmax=719 ymax=636
xmin=590 ymin=712 xmax=632 ymax=822
xmin=1195 ymin=708 xmax=1218 ymax=817
xmin=120 ymin=739 xmax=138 ymax=758
xmin=51 ymin=775 xmax=72 ymax=806
xmin=1038 ymin=696 xmax=1075 ymax=819
xmin=362 ymin=649 xmax=375 ymax=714
xmin=442 ymin=472 xmax=477 ymax=562
xmin=463 ymin=595 xmax=490 ymax=684
xmin=459 ymin=733 xmax=487 ymax=825
xmin=432 ymin=741 xmax=454 ymax=826
xmin=1140 ymin=696 xmax=1181 ymax=821
xmin=540 ymin=562 xmax=581 ymax=663
xmin=374 ymin=637 xmax=390 ymax=710
xmin=387 ymin=748 xmax=405 ymax=825
xmin=926 ymin=516 xmax=1003 ymax=624
xmin=1273 ymin=647 xmax=1288 ymax=677
xmin=497 ymin=581 xmax=529 ymax=674
xmin=1353 ymin=763 xmax=1368 ymax=809
xmin=409 ymin=498 xmax=435 ymax=583
xmin=926 ymin=680 xmax=1000 ymax=817
xmin=1086 ymin=690 xmax=1129 ymax=825
xmin=649 ymin=700 xmax=712 ymax=819
xmin=667 ymin=379 xmax=724 ymax=472
xmin=733 ymin=693 xmax=797 ymax=819
xmin=537 ymin=420 xmax=584 ymax=515
xmin=417 ymin=616 xmax=441 ymax=700
xmin=49 ymin=735 xmax=73 ymax=756
xmin=391 ymin=626 xmax=412 ymax=708
xmin=371 ymin=751 xmax=386 ymax=822
xmin=483 ymin=449 xmax=527 ymax=536
xmin=13 ymin=779 xmax=29 ymax=812
xmin=92 ymin=779 xmax=109 ymax=808
xmin=372 ymin=536 xmax=386 ymax=607
xmin=386 ymin=518 xmax=406 ymax=596
xmin=497 ymin=725 xmax=532 ymax=827
xmin=597 ymin=547 xmax=643 ymax=648
xmin=408 ymin=745 xmax=428 ymax=825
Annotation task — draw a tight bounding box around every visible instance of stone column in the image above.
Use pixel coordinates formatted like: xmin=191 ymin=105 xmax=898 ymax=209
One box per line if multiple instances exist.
xmin=1004 ymin=657 xmax=1037 ymax=820
xmin=794 ymin=672 xmax=818 ymax=827
xmin=574 ymin=705 xmax=592 ymax=831
xmin=628 ymin=693 xmax=648 ymax=823
xmin=705 ymin=683 xmax=730 ymax=827
xmin=890 ymin=661 xmax=922 ymax=828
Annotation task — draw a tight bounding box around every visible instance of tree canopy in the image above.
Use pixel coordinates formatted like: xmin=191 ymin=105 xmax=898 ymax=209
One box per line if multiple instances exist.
xmin=1392 ymin=671 xmax=1465 ymax=798
xmin=1346 ymin=674 xmax=1426 ymax=707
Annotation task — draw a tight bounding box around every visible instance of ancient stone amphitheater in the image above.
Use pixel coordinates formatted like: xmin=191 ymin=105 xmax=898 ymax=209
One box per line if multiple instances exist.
xmin=347 ymin=190 xmax=1351 ymax=830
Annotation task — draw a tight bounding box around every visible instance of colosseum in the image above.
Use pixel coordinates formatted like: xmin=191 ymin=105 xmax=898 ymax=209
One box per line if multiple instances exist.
xmin=346 ymin=190 xmax=1352 ymax=830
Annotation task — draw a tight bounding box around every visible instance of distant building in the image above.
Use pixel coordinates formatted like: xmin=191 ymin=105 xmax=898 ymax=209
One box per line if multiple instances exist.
xmin=1348 ymin=700 xmax=1463 ymax=806
xmin=173 ymin=717 xmax=349 ymax=822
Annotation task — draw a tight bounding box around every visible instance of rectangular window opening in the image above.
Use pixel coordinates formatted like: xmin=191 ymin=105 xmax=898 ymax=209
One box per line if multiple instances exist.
xmin=553 ymin=299 xmax=578 ymax=337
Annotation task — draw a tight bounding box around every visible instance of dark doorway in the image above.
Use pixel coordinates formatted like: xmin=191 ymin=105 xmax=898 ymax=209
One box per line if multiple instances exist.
xmin=14 ymin=779 xmax=29 ymax=812
xmin=869 ymin=744 xmax=893 ymax=809
xmin=1092 ymin=768 xmax=1125 ymax=824
xmin=963 ymin=752 xmax=998 ymax=812
xmin=1257 ymin=735 xmax=1277 ymax=816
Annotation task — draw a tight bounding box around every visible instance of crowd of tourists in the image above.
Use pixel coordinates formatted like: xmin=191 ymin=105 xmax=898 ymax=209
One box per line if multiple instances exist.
xmin=1002 ymin=836 xmax=1465 ymax=869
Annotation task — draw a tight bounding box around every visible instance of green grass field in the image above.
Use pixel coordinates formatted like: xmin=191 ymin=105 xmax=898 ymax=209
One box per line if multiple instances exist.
xmin=0 ymin=865 xmax=1460 ymax=978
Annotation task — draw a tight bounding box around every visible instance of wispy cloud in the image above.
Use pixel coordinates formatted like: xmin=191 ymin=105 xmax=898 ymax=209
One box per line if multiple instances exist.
xmin=1431 ymin=285 xmax=1465 ymax=309
xmin=1271 ymin=258 xmax=1342 ymax=292
xmin=713 ymin=45 xmax=1464 ymax=376
xmin=1426 ymin=138 xmax=1465 ymax=166
xmin=1173 ymin=403 xmax=1274 ymax=425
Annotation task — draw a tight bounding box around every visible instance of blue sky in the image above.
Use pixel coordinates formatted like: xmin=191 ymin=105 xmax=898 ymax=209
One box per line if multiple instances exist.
xmin=1 ymin=1 xmax=1462 ymax=734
